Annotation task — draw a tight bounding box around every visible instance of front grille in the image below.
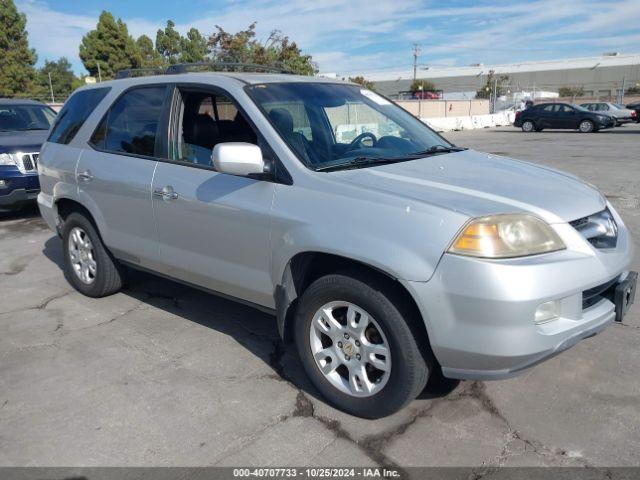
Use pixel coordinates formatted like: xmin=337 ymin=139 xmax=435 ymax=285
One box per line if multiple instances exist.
xmin=582 ymin=277 xmax=618 ymax=309
xmin=570 ymin=208 xmax=618 ymax=249
xmin=17 ymin=152 xmax=39 ymax=173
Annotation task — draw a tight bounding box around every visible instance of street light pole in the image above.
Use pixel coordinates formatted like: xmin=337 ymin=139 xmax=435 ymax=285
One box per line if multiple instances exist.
xmin=97 ymin=61 xmax=102 ymax=83
xmin=47 ymin=72 xmax=55 ymax=103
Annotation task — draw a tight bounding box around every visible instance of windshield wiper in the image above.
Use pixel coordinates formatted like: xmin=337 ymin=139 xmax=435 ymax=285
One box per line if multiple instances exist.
xmin=315 ymin=156 xmax=403 ymax=172
xmin=407 ymin=145 xmax=467 ymax=156
xmin=315 ymin=145 xmax=468 ymax=172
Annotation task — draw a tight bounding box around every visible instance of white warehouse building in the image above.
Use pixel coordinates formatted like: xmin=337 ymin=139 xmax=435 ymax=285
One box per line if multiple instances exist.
xmin=353 ymin=53 xmax=640 ymax=99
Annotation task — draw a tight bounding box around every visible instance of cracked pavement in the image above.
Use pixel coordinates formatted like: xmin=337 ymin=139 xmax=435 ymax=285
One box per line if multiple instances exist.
xmin=1 ymin=125 xmax=639 ymax=469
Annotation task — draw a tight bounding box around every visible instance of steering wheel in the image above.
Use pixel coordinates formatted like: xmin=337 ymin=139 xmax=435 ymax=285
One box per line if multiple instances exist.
xmin=345 ymin=132 xmax=377 ymax=152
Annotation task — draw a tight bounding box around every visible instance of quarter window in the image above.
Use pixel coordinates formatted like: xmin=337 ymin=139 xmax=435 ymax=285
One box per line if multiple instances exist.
xmin=91 ymin=86 xmax=167 ymax=157
xmin=48 ymin=87 xmax=110 ymax=144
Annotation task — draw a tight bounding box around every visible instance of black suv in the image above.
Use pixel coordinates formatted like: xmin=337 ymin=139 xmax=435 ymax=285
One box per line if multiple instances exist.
xmin=626 ymin=101 xmax=640 ymax=123
xmin=514 ymin=102 xmax=615 ymax=133
xmin=0 ymin=99 xmax=56 ymax=211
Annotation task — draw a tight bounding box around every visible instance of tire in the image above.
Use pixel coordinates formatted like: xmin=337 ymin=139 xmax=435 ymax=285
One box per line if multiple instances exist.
xmin=294 ymin=272 xmax=432 ymax=418
xmin=62 ymin=212 xmax=124 ymax=297
xmin=521 ymin=120 xmax=535 ymax=132
xmin=578 ymin=120 xmax=595 ymax=133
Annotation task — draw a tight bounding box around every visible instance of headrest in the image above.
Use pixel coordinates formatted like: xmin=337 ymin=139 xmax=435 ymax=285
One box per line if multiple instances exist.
xmin=186 ymin=114 xmax=218 ymax=148
xmin=268 ymin=108 xmax=294 ymax=134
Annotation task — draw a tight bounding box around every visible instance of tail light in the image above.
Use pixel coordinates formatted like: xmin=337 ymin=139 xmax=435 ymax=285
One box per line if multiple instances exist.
xmin=632 ymin=111 xmax=637 ymax=118
xmin=515 ymin=111 xmax=521 ymax=119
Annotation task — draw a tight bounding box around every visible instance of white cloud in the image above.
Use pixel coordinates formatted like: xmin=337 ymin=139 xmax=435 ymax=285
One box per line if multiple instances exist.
xmin=15 ymin=0 xmax=640 ymax=77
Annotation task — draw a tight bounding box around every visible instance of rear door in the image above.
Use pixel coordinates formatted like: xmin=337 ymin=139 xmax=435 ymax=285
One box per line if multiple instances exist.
xmin=150 ymin=85 xmax=276 ymax=307
xmin=77 ymin=85 xmax=170 ymax=268
xmin=537 ymin=104 xmax=557 ymax=128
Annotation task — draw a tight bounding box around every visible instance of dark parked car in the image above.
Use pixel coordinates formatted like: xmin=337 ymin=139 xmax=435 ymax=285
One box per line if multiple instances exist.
xmin=514 ymin=102 xmax=614 ymax=133
xmin=0 ymin=99 xmax=56 ymax=212
xmin=626 ymin=101 xmax=640 ymax=123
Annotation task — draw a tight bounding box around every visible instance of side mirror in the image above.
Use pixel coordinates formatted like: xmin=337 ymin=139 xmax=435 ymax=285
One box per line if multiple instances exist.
xmin=212 ymin=142 xmax=265 ymax=177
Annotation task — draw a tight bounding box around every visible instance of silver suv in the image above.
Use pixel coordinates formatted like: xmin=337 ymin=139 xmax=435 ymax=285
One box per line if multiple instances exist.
xmin=37 ymin=71 xmax=636 ymax=418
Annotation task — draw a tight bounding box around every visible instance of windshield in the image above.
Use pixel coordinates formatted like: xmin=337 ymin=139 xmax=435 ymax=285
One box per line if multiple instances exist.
xmin=245 ymin=83 xmax=454 ymax=171
xmin=0 ymin=104 xmax=56 ymax=132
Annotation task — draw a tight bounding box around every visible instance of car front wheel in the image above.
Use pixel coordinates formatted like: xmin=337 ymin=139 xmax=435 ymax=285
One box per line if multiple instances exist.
xmin=295 ymin=272 xmax=431 ymax=418
xmin=521 ymin=120 xmax=535 ymax=132
xmin=579 ymin=120 xmax=595 ymax=133
xmin=62 ymin=212 xmax=125 ymax=297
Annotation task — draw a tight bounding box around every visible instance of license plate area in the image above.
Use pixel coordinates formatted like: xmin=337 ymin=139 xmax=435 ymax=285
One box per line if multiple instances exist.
xmin=614 ymin=271 xmax=637 ymax=322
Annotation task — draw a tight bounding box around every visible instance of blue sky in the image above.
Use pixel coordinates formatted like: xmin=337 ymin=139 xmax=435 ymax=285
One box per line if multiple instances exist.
xmin=16 ymin=0 xmax=640 ymax=76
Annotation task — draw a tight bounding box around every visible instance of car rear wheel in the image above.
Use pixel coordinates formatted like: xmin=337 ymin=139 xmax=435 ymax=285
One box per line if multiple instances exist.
xmin=521 ymin=120 xmax=535 ymax=132
xmin=579 ymin=120 xmax=595 ymax=133
xmin=62 ymin=212 xmax=124 ymax=297
xmin=294 ymin=272 xmax=431 ymax=418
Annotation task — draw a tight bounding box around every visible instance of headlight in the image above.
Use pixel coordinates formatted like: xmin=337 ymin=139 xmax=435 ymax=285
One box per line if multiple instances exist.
xmin=0 ymin=153 xmax=18 ymax=167
xmin=449 ymin=214 xmax=565 ymax=258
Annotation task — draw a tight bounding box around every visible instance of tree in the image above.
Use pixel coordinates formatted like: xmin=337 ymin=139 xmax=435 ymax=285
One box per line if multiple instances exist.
xmin=349 ymin=76 xmax=375 ymax=90
xmin=410 ymin=79 xmax=436 ymax=93
xmin=156 ymin=20 xmax=182 ymax=64
xmin=79 ymin=11 xmax=141 ymax=79
xmin=476 ymin=72 xmax=509 ymax=99
xmin=136 ymin=35 xmax=165 ymax=69
xmin=35 ymin=58 xmax=81 ymax=101
xmin=0 ymin=0 xmax=37 ymax=97
xmin=559 ymin=86 xmax=584 ymax=99
xmin=207 ymin=23 xmax=316 ymax=75
xmin=180 ymin=28 xmax=208 ymax=63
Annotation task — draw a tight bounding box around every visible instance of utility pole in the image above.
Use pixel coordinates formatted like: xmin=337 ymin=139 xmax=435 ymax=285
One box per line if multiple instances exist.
xmin=619 ymin=75 xmax=626 ymax=104
xmin=47 ymin=72 xmax=55 ymax=103
xmin=493 ymin=75 xmax=498 ymax=113
xmin=97 ymin=61 xmax=102 ymax=82
xmin=412 ymin=44 xmax=421 ymax=82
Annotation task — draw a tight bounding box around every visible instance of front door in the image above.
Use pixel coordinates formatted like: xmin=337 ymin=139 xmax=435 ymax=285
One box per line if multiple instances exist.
xmin=151 ymin=86 xmax=276 ymax=307
xmin=555 ymin=104 xmax=578 ymax=128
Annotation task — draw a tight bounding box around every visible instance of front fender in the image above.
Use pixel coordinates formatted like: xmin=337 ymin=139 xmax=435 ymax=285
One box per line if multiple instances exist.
xmin=270 ymin=182 xmax=468 ymax=287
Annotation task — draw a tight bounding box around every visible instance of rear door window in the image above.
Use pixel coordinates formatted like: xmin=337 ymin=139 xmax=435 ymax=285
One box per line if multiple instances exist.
xmin=91 ymin=86 xmax=167 ymax=157
xmin=48 ymin=87 xmax=110 ymax=144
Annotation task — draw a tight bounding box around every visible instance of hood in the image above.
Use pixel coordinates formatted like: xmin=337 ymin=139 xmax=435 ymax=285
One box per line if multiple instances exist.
xmin=0 ymin=130 xmax=49 ymax=153
xmin=334 ymin=149 xmax=605 ymax=223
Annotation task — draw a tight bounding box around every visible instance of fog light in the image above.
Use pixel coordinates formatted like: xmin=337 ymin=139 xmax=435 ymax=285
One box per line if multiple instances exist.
xmin=0 ymin=179 xmax=7 ymax=188
xmin=535 ymin=300 xmax=560 ymax=324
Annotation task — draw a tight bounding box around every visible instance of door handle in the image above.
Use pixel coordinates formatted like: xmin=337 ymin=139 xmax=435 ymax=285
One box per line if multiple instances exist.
xmin=153 ymin=185 xmax=179 ymax=201
xmin=77 ymin=170 xmax=94 ymax=182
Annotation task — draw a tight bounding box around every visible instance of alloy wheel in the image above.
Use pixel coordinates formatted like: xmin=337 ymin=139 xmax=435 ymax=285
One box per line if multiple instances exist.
xmin=309 ymin=301 xmax=391 ymax=397
xmin=522 ymin=120 xmax=534 ymax=132
xmin=68 ymin=226 xmax=97 ymax=284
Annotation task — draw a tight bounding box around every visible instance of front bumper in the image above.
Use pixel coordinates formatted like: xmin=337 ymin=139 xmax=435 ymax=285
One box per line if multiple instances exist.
xmin=0 ymin=168 xmax=40 ymax=210
xmin=405 ymin=208 xmax=634 ymax=380
xmin=595 ymin=117 xmax=615 ymax=129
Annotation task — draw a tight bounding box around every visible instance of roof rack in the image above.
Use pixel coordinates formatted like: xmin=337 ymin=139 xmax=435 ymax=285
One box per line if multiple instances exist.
xmin=166 ymin=62 xmax=293 ymax=75
xmin=115 ymin=62 xmax=294 ymax=79
xmin=115 ymin=68 xmax=166 ymax=79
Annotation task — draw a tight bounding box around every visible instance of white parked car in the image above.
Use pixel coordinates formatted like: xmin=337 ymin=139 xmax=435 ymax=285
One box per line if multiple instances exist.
xmin=580 ymin=102 xmax=636 ymax=126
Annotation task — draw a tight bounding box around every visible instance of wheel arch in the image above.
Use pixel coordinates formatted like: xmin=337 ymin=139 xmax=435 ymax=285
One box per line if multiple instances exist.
xmin=54 ymin=197 xmax=104 ymax=239
xmin=275 ymin=252 xmax=433 ymax=364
